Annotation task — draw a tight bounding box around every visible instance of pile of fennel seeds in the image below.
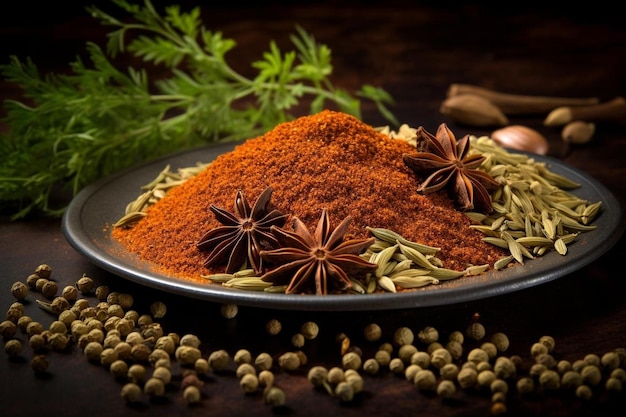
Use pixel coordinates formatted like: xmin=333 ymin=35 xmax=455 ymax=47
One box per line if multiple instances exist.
xmin=113 ymin=125 xmax=602 ymax=292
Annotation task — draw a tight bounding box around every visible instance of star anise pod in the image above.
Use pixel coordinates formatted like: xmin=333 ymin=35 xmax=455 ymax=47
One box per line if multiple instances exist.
xmin=259 ymin=209 xmax=377 ymax=295
xmin=402 ymin=123 xmax=499 ymax=212
xmin=197 ymin=187 xmax=288 ymax=274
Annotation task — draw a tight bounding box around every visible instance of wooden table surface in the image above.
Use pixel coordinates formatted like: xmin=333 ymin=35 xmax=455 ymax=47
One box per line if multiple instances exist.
xmin=1 ymin=2 xmax=625 ymax=416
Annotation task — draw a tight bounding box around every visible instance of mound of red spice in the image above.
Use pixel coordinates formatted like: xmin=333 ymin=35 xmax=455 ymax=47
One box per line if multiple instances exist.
xmin=112 ymin=110 xmax=506 ymax=282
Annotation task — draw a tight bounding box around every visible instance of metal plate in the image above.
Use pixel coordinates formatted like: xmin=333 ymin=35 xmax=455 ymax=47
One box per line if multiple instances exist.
xmin=62 ymin=143 xmax=624 ymax=311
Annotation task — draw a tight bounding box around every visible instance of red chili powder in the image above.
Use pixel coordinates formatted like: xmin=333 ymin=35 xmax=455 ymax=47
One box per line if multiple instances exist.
xmin=112 ymin=110 xmax=506 ymax=282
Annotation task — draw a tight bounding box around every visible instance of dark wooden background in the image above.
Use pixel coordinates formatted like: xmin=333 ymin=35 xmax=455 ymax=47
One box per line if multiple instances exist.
xmin=1 ymin=2 xmax=625 ymax=416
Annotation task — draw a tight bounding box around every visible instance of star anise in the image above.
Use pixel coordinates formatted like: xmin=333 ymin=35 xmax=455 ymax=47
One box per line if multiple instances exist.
xmin=402 ymin=123 xmax=499 ymax=212
xmin=259 ymin=209 xmax=377 ymax=295
xmin=197 ymin=187 xmax=288 ymax=274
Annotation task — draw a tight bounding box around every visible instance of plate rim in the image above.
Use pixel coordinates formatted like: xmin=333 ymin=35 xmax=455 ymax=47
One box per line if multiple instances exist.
xmin=62 ymin=144 xmax=625 ymax=311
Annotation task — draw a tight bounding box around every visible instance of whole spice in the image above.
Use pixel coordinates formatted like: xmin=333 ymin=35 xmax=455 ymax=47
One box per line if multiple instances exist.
xmin=544 ymin=97 xmax=626 ymax=126
xmin=446 ymin=84 xmax=599 ymax=114
xmin=113 ymin=111 xmax=505 ymax=283
xmin=403 ymin=123 xmax=499 ymax=212
xmin=561 ymin=121 xmax=596 ymax=145
xmin=259 ymin=209 xmax=377 ymax=294
xmin=490 ymin=125 xmax=549 ymax=155
xmin=439 ymin=94 xmax=509 ymax=126
xmin=197 ymin=186 xmax=288 ymax=274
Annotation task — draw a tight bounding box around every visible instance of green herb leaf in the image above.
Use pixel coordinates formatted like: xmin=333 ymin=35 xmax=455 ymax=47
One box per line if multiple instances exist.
xmin=0 ymin=0 xmax=397 ymax=219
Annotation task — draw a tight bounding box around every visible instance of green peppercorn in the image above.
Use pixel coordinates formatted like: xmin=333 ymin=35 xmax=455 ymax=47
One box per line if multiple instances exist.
xmin=26 ymin=273 xmax=40 ymax=289
xmin=264 ymin=386 xmax=286 ymax=407
xmin=95 ymin=285 xmax=110 ymax=300
xmin=144 ymin=377 xmax=165 ymax=397
xmin=121 ymin=382 xmax=142 ymax=403
xmin=236 ymin=363 xmax=256 ymax=379
xmin=0 ymin=320 xmax=17 ymax=338
xmin=345 ymin=370 xmax=363 ymax=393
xmin=220 ymin=303 xmax=238 ymax=319
xmin=398 ymin=344 xmax=418 ymax=363
xmin=176 ymin=346 xmax=202 ymax=366
xmin=363 ymin=323 xmax=382 ymax=342
xmin=363 ymin=358 xmax=380 ymax=375
xmin=466 ymin=322 xmax=486 ymax=341
xmin=10 ymin=281 xmax=29 ymax=300
xmin=183 ymin=385 xmax=201 ymax=404
xmin=436 ymin=379 xmax=457 ymax=398
xmin=254 ymin=352 xmax=274 ymax=371
xmin=575 ymin=384 xmax=593 ymax=400
xmin=49 ymin=297 xmax=70 ymax=314
xmin=430 ymin=347 xmax=452 ymax=369
xmin=374 ymin=349 xmax=391 ymax=367
xmin=4 ymin=339 xmax=23 ymax=357
xmin=265 ymin=318 xmax=282 ymax=335
xmin=477 ymin=369 xmax=496 ymax=388
xmin=41 ymin=280 xmax=58 ymax=299
xmin=440 ymin=363 xmax=460 ymax=381
xmin=84 ymin=341 xmax=104 ymax=361
xmin=29 ymin=334 xmax=46 ymax=352
xmin=148 ymin=348 xmax=170 ymax=366
xmin=291 ymin=333 xmax=305 ymax=348
xmin=100 ymin=348 xmax=118 ymax=368
xmin=605 ymin=377 xmax=622 ymax=392
xmin=393 ymin=326 xmax=414 ymax=346
xmin=240 ymin=373 xmax=259 ymax=393
xmin=490 ymin=378 xmax=509 ymax=394
xmin=389 ymin=358 xmax=405 ymax=374
xmin=180 ymin=333 xmax=201 ymax=348
xmin=76 ymin=275 xmax=95 ymax=294
xmin=516 ymin=376 xmax=535 ymax=394
xmin=539 ymin=335 xmax=556 ymax=352
xmin=457 ymin=367 xmax=478 ymax=389
xmin=130 ymin=343 xmax=151 ymax=362
xmin=335 ymin=381 xmax=354 ymax=402
xmin=467 ymin=348 xmax=490 ymax=364
xmin=327 ymin=366 xmax=345 ymax=384
xmin=278 ymin=352 xmax=301 ymax=371
xmin=258 ymin=370 xmax=274 ymax=388
xmin=539 ymin=369 xmax=561 ymax=390
xmin=491 ymin=332 xmax=510 ymax=352
xmin=34 ymin=264 xmax=52 ymax=279
xmin=110 ymin=359 xmax=129 ymax=378
xmin=26 ymin=321 xmax=43 ymax=337
xmin=152 ymin=366 xmax=172 ymax=384
xmin=601 ymin=351 xmax=621 ymax=370
xmin=128 ymin=364 xmax=147 ymax=383
xmin=418 ymin=326 xmax=439 ymax=344
xmin=411 ymin=351 xmax=431 ymax=368
xmin=58 ymin=310 xmax=77 ymax=326
xmin=47 ymin=333 xmax=69 ymax=351
xmin=308 ymin=365 xmax=329 ymax=387
xmin=581 ymin=365 xmax=602 ymax=386
xmin=31 ymin=354 xmax=49 ymax=373
xmin=150 ymin=301 xmax=167 ymax=319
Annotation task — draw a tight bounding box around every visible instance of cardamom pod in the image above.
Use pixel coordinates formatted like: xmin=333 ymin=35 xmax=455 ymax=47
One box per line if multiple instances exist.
xmin=439 ymin=94 xmax=509 ymax=127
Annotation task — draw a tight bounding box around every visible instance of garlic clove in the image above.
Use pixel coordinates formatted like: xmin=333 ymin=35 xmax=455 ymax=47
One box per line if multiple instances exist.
xmin=490 ymin=125 xmax=549 ymax=155
xmin=561 ymin=121 xmax=595 ymax=145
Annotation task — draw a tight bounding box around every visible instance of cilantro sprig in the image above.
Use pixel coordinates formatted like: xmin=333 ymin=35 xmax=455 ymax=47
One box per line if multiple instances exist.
xmin=0 ymin=0 xmax=397 ymax=219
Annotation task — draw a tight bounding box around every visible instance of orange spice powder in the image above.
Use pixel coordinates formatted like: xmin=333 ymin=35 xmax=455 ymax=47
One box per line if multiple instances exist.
xmin=112 ymin=110 xmax=506 ymax=282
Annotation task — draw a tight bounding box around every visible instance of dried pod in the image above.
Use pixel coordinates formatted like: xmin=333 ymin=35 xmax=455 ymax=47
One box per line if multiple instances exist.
xmin=544 ymin=96 xmax=626 ymax=126
xmin=491 ymin=125 xmax=549 ymax=155
xmin=446 ymin=84 xmax=599 ymax=114
xmin=440 ymin=94 xmax=509 ymax=127
xmin=561 ymin=121 xmax=595 ymax=145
